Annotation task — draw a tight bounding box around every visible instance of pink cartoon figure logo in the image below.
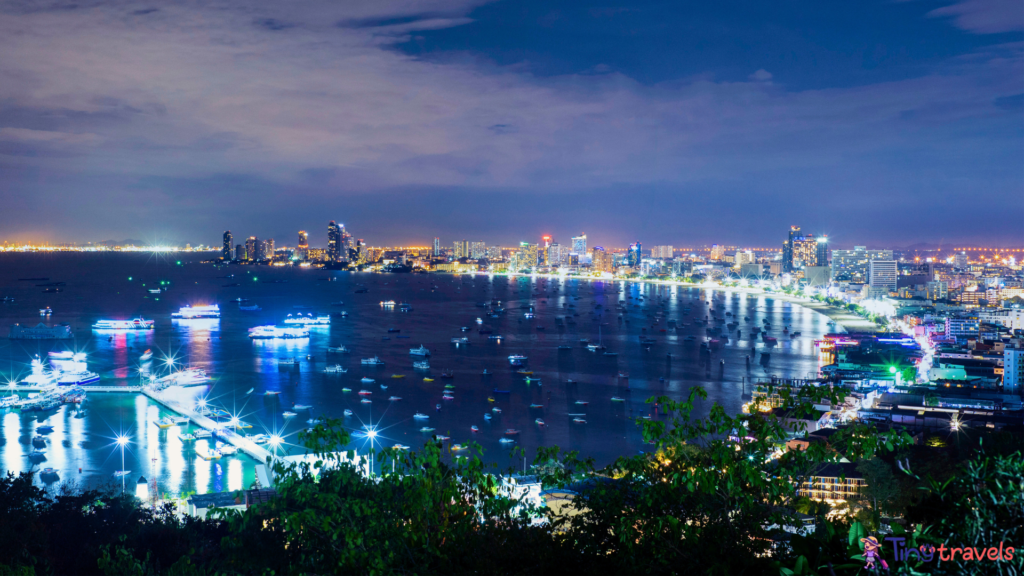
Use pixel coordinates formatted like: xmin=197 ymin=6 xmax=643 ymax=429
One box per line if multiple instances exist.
xmin=861 ymin=536 xmax=890 ymax=571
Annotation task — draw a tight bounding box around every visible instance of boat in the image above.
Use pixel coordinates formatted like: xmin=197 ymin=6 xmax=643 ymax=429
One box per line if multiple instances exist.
xmin=413 ymin=361 xmax=430 ymax=370
xmin=603 ymin=352 xmax=618 ymax=357
xmin=389 ymin=396 xmax=402 ymax=401
xmin=194 ymin=430 xmax=212 ymax=439
xmin=482 ymin=369 xmax=491 ymax=375
xmin=249 ymin=434 xmax=269 ymax=444
xmin=92 ymin=318 xmax=154 ymax=330
xmin=328 ymin=345 xmax=350 ymax=353
xmin=292 ymin=404 xmax=312 ymax=411
xmin=380 ymin=384 xmax=388 ymax=390
xmin=323 ymin=365 xmax=347 ymax=374
xmin=198 ymin=449 xmax=222 ymax=460
xmin=499 ymin=438 xmax=515 ymax=444
xmin=451 ymin=444 xmax=467 ymax=451
xmin=360 ymin=377 xmax=375 ymax=384
xmin=155 ymin=417 xmax=175 ymax=429
xmin=484 ymin=414 xmax=492 ymax=420
xmin=493 ymin=388 xmax=510 ymax=394
xmin=153 ymin=367 xmax=210 ymax=387
xmin=575 ymin=401 xmax=589 ymax=405
xmin=248 ymin=326 xmax=309 ymax=339
xmin=516 ymin=370 xmax=533 ymax=375
xmin=471 ymin=426 xmax=479 ymax=432
xmin=341 ymin=387 xmax=352 ymax=392
xmin=172 ymin=305 xmax=221 ymax=319
xmin=40 ymin=307 xmax=52 ymax=315
xmin=361 ymin=356 xmax=384 ymax=366
xmin=140 ymin=349 xmax=153 ymax=361
xmin=264 ymin=390 xmax=281 ymax=395
xmin=529 ymin=404 xmax=543 ymax=408
xmin=442 ymin=394 xmax=454 ymax=400
xmin=283 ymin=411 xmax=298 ymax=417
xmin=579 ymin=338 xmax=589 ymax=343
xmin=113 ymin=470 xmax=132 ymax=478
xmin=360 ymin=398 xmax=372 ymax=404
xmin=358 ymin=390 xmax=372 ymax=395
xmin=393 ymin=444 xmax=410 ymax=450
xmin=179 ymin=433 xmax=196 ymax=441
xmin=344 ymin=409 xmax=353 ymax=416
xmin=436 ymin=435 xmax=450 ymax=441
xmin=409 ymin=345 xmax=431 ymax=356
xmin=440 ymin=370 xmax=454 ymax=379
xmin=488 ymin=335 xmax=502 ymax=340
xmin=611 ymin=397 xmax=625 ymax=402
xmin=535 ymin=419 xmax=545 ymax=426
xmin=558 ymin=345 xmax=572 ymax=350
xmin=573 ymin=418 xmax=587 ymax=424
xmin=278 ymin=358 xmax=299 ymax=366
xmin=423 ymin=377 xmax=435 ymax=382
xmin=505 ymin=429 xmax=520 ymax=435
xmin=451 ymin=337 xmax=470 ymax=344
xmin=283 ymin=314 xmax=330 ymax=326
xmin=492 ymin=407 xmax=502 ymax=413
xmin=413 ymin=413 xmax=429 ymax=419
xmin=391 ymin=374 xmax=405 ymax=379
xmin=40 ymin=467 xmax=58 ymax=478
xmin=239 ymin=304 xmax=261 ymax=311
xmin=508 ymin=354 xmax=527 ymax=366
xmin=218 ymin=445 xmax=238 ymax=455
xmin=419 ymin=427 xmax=435 ymax=433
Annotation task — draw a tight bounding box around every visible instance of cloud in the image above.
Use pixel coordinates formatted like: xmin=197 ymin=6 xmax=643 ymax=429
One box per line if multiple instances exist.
xmin=929 ymin=0 xmax=1024 ymax=34
xmin=748 ymin=69 xmax=773 ymax=82
xmin=0 ymin=127 xmax=102 ymax=144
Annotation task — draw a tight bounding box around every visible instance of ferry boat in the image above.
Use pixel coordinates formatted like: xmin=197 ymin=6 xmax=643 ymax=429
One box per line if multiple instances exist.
xmin=508 ymin=354 xmax=527 ymax=366
xmin=413 ymin=361 xmax=430 ymax=370
xmin=283 ymin=313 xmax=330 ymax=326
xmin=92 ymin=318 xmax=154 ymax=330
xmin=361 ymin=356 xmax=384 ymax=366
xmin=328 ymin=345 xmax=350 ymax=353
xmin=323 ymin=365 xmax=346 ymax=374
xmin=172 ymin=305 xmax=221 ymax=319
xmin=409 ymin=345 xmax=430 ymax=356
xmin=248 ymin=326 xmax=309 ymax=339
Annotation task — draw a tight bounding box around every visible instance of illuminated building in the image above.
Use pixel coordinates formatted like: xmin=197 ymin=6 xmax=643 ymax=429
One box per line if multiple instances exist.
xmin=1003 ymin=347 xmax=1024 ymax=393
xmin=709 ymin=244 xmax=724 ymax=261
xmin=954 ymin=251 xmax=968 ymax=269
xmin=306 ymin=248 xmax=326 ymax=262
xmin=298 ymin=231 xmax=308 ymax=259
xmin=432 ymin=237 xmax=440 ymax=257
xmin=486 ymin=246 xmax=501 ymax=260
xmin=651 ymin=245 xmax=673 ymax=258
xmin=262 ymin=239 xmax=275 ymax=261
xmin=471 ymin=241 xmax=486 ymax=260
xmin=222 ymin=231 xmax=232 ymax=261
xmin=235 ymin=244 xmax=245 ymax=261
xmin=627 ymin=242 xmax=642 ymax=267
xmin=783 ymin=226 xmax=800 ymax=272
xmin=591 ymin=246 xmax=612 ymax=272
xmin=868 ymin=260 xmax=897 ymax=292
xmin=245 ymin=236 xmax=259 ymax=262
xmin=831 ymin=247 xmax=894 ymax=282
xmin=571 ymin=234 xmax=587 ymax=257
xmin=735 ymin=250 xmax=755 ymax=266
xmin=547 ymin=243 xmax=564 ymax=266
xmin=327 ymin=221 xmax=342 ymax=262
xmin=815 ymin=235 xmax=830 ymax=266
xmin=512 ymin=242 xmax=538 ymax=271
xmin=453 ymin=240 xmax=470 ymax=259
xmin=541 ymin=236 xmax=552 ymax=264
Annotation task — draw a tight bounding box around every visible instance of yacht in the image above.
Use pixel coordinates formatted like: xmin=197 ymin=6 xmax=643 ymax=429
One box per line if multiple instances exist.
xmin=409 ymin=345 xmax=430 ymax=356
xmin=248 ymin=326 xmax=309 ymax=339
xmin=283 ymin=314 xmax=330 ymax=326
xmin=360 ymin=377 xmax=375 ymax=384
xmin=507 ymin=355 xmax=527 ymax=366
xmin=153 ymin=368 xmax=210 ymax=387
xmin=140 ymin=349 xmax=153 ymax=361
xmin=413 ymin=413 xmax=429 ymax=419
xmin=172 ymin=305 xmax=221 ymax=319
xmin=323 ymin=364 xmax=346 ymax=374
xmin=361 ymin=356 xmax=384 ymax=366
xmin=328 ymin=345 xmax=350 ymax=353
xmin=92 ymin=318 xmax=154 ymax=330
xmin=451 ymin=337 xmax=470 ymax=344
xmin=278 ymin=358 xmax=299 ymax=367
xmin=413 ymin=361 xmax=430 ymax=370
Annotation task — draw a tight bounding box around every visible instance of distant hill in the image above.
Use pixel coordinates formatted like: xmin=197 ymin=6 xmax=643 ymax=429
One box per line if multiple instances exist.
xmin=97 ymin=239 xmax=150 ymax=246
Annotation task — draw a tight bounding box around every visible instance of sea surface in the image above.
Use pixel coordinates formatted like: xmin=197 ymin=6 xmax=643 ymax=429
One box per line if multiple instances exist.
xmin=0 ymin=253 xmax=829 ymax=496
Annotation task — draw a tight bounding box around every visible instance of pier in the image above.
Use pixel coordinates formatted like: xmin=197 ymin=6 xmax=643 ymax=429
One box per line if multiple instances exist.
xmin=142 ymin=388 xmax=274 ymax=464
xmin=14 ymin=385 xmax=143 ymax=393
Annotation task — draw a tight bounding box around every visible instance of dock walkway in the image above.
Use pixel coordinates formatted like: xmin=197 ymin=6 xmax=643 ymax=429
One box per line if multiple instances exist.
xmin=14 ymin=385 xmax=143 ymax=393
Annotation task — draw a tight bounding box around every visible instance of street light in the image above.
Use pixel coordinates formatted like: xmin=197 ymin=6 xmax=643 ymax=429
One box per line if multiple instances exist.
xmin=116 ymin=434 xmax=130 ymax=494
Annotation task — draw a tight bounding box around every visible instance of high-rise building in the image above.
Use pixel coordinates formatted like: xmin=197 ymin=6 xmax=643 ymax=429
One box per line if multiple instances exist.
xmin=222 ymin=231 xmax=233 ymax=260
xmin=327 ymin=221 xmax=342 ymax=262
xmin=235 ymin=244 xmax=245 ymax=261
xmin=453 ymin=240 xmax=470 ymax=259
xmin=953 ymin=251 xmax=968 ymax=269
xmin=432 ymin=238 xmax=441 ymax=257
xmin=627 ymin=242 xmax=642 ymax=267
xmin=515 ymin=242 xmax=539 ymax=270
xmin=651 ymin=246 xmax=673 ymax=259
xmin=815 ymin=235 xmax=829 ymax=267
xmin=709 ymin=244 xmax=724 ymax=261
xmin=783 ymin=226 xmax=800 ymax=272
xmin=831 ymin=247 xmax=894 ymax=282
xmin=868 ymin=260 xmax=897 ymax=292
xmin=262 ymin=239 xmax=275 ymax=261
xmin=547 ymin=243 xmax=565 ymax=266
xmin=470 ymin=241 xmax=486 ymax=260
xmin=591 ymin=246 xmax=612 ymax=272
xmin=1003 ymin=347 xmax=1024 ymax=393
xmin=571 ymin=234 xmax=587 ymax=257
xmin=245 ymin=236 xmax=259 ymax=262
xmin=297 ymin=231 xmax=308 ymax=259
xmin=486 ymin=246 xmax=501 ymax=260
xmin=541 ymin=236 xmax=552 ymax=264
xmin=735 ymin=250 xmax=756 ymax=266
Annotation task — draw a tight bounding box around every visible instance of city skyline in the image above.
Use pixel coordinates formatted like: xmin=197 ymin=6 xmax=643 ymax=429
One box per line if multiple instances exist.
xmin=0 ymin=0 xmax=1021 ymax=245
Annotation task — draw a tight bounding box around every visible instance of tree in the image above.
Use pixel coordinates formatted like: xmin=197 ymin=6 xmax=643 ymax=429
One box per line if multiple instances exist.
xmin=854 ymin=457 xmax=900 ymax=523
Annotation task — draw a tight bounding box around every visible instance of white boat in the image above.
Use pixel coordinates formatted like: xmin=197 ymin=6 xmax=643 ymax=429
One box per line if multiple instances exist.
xmin=413 ymin=361 xmax=430 ymax=370
xmin=508 ymin=355 xmax=527 ymax=366
xmin=361 ymin=356 xmax=384 ymax=366
xmin=419 ymin=427 xmax=435 ymax=433
xmin=499 ymin=438 xmax=515 ymax=444
xmin=239 ymin=304 xmax=261 ymax=311
xmin=113 ymin=470 xmax=132 ymax=478
xmin=250 ymin=434 xmax=269 ymax=444
xmin=413 ymin=413 xmax=429 ymax=419
xmin=218 ymin=445 xmax=238 ymax=455
xmin=278 ymin=358 xmax=299 ymax=366
xmin=451 ymin=337 xmax=469 ymax=344
xmin=292 ymin=404 xmax=312 ymax=411
xmin=172 ymin=305 xmax=221 ymax=319
xmin=283 ymin=313 xmax=330 ymax=325
xmin=343 ymin=409 xmax=353 ymax=416
xmin=93 ymin=318 xmax=154 ymax=330
xmin=153 ymin=368 xmax=210 ymax=387
xmin=360 ymin=377 xmax=375 ymax=384
xmin=327 ymin=345 xmax=350 ymax=353
xmin=39 ymin=307 xmax=52 ymax=315
xmin=409 ymin=345 xmax=431 ymax=356
xmin=283 ymin=411 xmax=298 ymax=417
xmin=194 ymin=429 xmax=212 ymax=439
xmin=248 ymin=325 xmax=309 ymax=339
xmin=323 ymin=364 xmax=346 ymax=374
xmin=140 ymin=349 xmax=153 ymax=361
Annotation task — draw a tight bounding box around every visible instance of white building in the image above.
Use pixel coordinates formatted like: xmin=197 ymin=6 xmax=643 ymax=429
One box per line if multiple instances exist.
xmin=868 ymin=260 xmax=897 ymax=292
xmin=1004 ymin=347 xmax=1024 ymax=393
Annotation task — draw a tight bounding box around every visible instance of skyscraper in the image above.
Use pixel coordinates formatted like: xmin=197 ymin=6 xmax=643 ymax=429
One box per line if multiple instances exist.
xmin=547 ymin=243 xmax=564 ymax=266
xmin=571 ymin=234 xmax=587 ymax=256
xmin=235 ymin=244 xmax=245 ymax=261
xmin=297 ymin=231 xmax=308 ymax=259
xmin=262 ymin=239 xmax=275 ymax=261
xmin=831 ymin=247 xmax=894 ymax=282
xmin=433 ymin=237 xmax=441 ymax=257
xmin=651 ymin=246 xmax=673 ymax=259
xmin=245 ymin=236 xmax=259 ymax=261
xmin=784 ymin=226 xmax=800 ymax=272
xmin=470 ymin=241 xmax=486 ymax=260
xmin=327 ymin=221 xmax=342 ymax=262
xmin=453 ymin=240 xmax=470 ymax=259
xmin=591 ymin=246 xmax=611 ymax=272
xmin=628 ymin=242 xmax=642 ymax=267
xmin=541 ymin=235 xmax=552 ymax=264
xmin=222 ymin=231 xmax=232 ymax=260
xmin=709 ymin=244 xmax=724 ymax=261
xmin=815 ymin=235 xmax=829 ymax=267
xmin=868 ymin=260 xmax=897 ymax=292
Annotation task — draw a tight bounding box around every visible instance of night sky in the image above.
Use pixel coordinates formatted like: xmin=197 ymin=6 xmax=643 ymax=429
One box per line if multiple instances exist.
xmin=0 ymin=0 xmax=1021 ymax=248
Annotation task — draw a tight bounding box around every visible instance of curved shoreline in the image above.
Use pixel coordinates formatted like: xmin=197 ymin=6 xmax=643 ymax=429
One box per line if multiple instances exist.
xmin=458 ymin=272 xmax=881 ymax=333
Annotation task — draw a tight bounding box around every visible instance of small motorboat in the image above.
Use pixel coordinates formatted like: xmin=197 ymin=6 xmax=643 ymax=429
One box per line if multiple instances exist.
xmin=413 ymin=413 xmax=429 ymax=419
xmin=419 ymin=427 xmax=435 ymax=433
xmin=423 ymin=378 xmax=435 ymax=382
xmin=471 ymin=425 xmax=479 ymax=432
xmin=358 ymin=390 xmax=372 ymax=395
xmin=380 ymin=384 xmax=388 ymax=390
xmin=361 ymin=377 xmax=375 ymax=384
xmin=344 ymin=409 xmax=353 ymax=416
xmin=341 ymin=387 xmax=352 ymax=392
xmin=140 ymin=349 xmax=153 ymax=361
xmin=484 ymin=414 xmax=492 ymax=420
xmin=574 ymin=400 xmax=589 ymax=405
xmin=611 ymin=397 xmax=625 ymax=402
xmin=535 ymin=419 xmax=545 ymax=426
xmin=389 ymin=396 xmax=402 ymax=401
xmin=529 ymin=403 xmax=543 ymax=408
xmin=283 ymin=411 xmax=298 ymax=418
xmin=292 ymin=404 xmax=312 ymax=411
xmin=573 ymin=418 xmax=587 ymax=424
xmin=505 ymin=429 xmax=520 ymax=435
xmin=492 ymin=407 xmax=502 ymax=413
xmin=360 ymin=398 xmax=372 ymax=404
xmin=264 ymin=390 xmax=281 ymax=396
xmin=499 ymin=438 xmax=515 ymax=444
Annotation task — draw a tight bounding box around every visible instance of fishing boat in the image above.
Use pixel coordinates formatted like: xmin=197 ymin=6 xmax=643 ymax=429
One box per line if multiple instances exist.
xmin=423 ymin=377 xmax=435 ymax=382
xmin=323 ymin=365 xmax=347 ymax=374
xmin=328 ymin=345 xmax=350 ymax=353
xmin=611 ymin=397 xmax=625 ymax=402
xmin=471 ymin=426 xmax=479 ymax=432
xmin=344 ymin=409 xmax=353 ymax=416
xmin=391 ymin=374 xmax=405 ymax=379
xmin=361 ymin=356 xmax=384 ymax=366
xmin=529 ymin=404 xmax=543 ymax=408
xmin=413 ymin=413 xmax=429 ymax=419
xmin=360 ymin=377 xmax=375 ymax=384
xmin=360 ymin=398 xmax=372 ymax=404
xmin=419 ymin=427 xmax=435 ymax=433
